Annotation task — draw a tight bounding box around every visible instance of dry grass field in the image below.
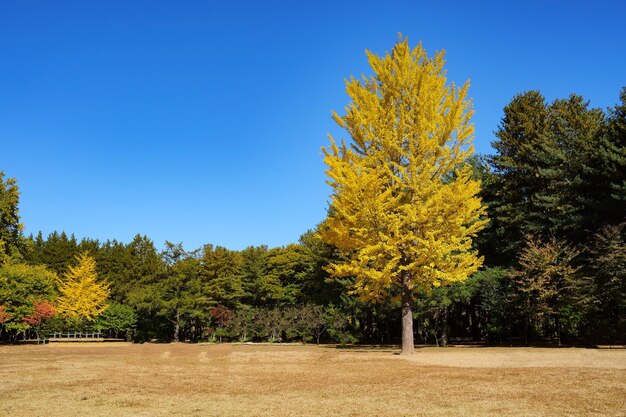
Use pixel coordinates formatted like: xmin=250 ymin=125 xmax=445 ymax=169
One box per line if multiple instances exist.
xmin=1 ymin=343 xmax=625 ymax=417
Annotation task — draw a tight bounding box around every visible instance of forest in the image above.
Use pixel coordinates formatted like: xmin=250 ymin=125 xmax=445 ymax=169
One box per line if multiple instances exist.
xmin=1 ymin=80 xmax=625 ymax=347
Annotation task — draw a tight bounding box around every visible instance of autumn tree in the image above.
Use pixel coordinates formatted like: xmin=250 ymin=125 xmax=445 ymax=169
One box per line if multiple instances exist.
xmin=208 ymin=304 xmax=233 ymax=342
xmin=23 ymin=300 xmax=56 ymax=340
xmin=0 ymin=263 xmax=57 ymax=338
xmin=510 ymin=236 xmax=582 ymax=345
xmin=321 ymin=37 xmax=486 ymax=354
xmin=57 ymin=252 xmax=110 ymax=323
xmin=0 ymin=304 xmax=11 ymax=338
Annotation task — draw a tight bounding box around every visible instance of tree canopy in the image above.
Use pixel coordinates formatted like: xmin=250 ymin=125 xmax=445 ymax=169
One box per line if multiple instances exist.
xmin=57 ymin=252 xmax=110 ymax=321
xmin=321 ymin=37 xmax=486 ymax=354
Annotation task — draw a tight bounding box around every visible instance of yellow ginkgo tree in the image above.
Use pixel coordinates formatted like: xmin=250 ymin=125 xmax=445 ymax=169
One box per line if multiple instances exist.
xmin=321 ymin=36 xmax=487 ymax=354
xmin=57 ymin=252 xmax=110 ymax=322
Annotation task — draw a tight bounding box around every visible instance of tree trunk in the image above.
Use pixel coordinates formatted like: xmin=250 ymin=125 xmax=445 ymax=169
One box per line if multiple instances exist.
xmin=173 ymin=311 xmax=181 ymax=342
xmin=441 ymin=308 xmax=448 ymax=347
xmin=401 ymin=275 xmax=414 ymax=355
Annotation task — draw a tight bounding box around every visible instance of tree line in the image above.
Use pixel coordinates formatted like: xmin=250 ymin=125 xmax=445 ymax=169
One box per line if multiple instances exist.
xmin=0 ymin=228 xmax=353 ymax=343
xmin=0 ymin=43 xmax=624 ymax=347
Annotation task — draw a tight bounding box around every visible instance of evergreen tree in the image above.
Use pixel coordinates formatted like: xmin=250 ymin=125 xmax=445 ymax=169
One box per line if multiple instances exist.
xmin=264 ymin=244 xmax=309 ymax=306
xmin=0 ymin=171 xmax=22 ymax=263
xmin=239 ymin=245 xmax=269 ymax=306
xmin=595 ymin=87 xmax=626 ymax=227
xmin=489 ymin=91 xmax=612 ymax=257
xmin=140 ymin=242 xmax=205 ymax=341
xmin=97 ymin=239 xmax=134 ymax=303
xmin=537 ymin=95 xmax=605 ymax=243
xmin=298 ymin=230 xmax=344 ymax=306
xmin=586 ymin=224 xmax=626 ymax=343
xmin=469 ymin=267 xmax=516 ymax=344
xmin=461 ymin=155 xmax=501 ymax=266
xmin=38 ymin=231 xmax=80 ymax=275
xmin=27 ymin=231 xmax=46 ymax=265
xmin=201 ymin=244 xmax=244 ymax=308
xmin=489 ymin=91 xmax=550 ymax=262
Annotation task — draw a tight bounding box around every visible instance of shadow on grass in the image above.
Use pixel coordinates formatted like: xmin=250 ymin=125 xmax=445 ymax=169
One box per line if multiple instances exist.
xmin=318 ymin=341 xmax=621 ymax=352
xmin=320 ymin=344 xmax=431 ymax=354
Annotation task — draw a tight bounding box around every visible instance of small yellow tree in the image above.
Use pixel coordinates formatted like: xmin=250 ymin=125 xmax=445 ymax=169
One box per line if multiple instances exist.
xmin=321 ymin=36 xmax=487 ymax=354
xmin=57 ymin=252 xmax=110 ymax=322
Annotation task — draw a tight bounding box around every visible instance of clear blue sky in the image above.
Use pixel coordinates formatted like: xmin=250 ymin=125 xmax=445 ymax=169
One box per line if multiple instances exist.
xmin=1 ymin=1 xmax=625 ymax=251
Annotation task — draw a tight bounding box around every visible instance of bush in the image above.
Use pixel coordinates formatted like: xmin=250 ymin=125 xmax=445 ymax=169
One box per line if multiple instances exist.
xmin=93 ymin=303 xmax=137 ymax=339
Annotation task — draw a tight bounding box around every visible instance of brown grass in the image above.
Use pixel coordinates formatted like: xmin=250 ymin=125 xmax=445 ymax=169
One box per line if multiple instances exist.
xmin=1 ymin=343 xmax=625 ymax=416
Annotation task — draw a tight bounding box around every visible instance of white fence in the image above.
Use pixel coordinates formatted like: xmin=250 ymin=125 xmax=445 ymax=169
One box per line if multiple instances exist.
xmin=49 ymin=331 xmax=103 ymax=339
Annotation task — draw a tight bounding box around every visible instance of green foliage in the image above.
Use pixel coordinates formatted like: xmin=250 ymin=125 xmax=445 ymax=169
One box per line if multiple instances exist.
xmin=263 ymin=244 xmax=309 ymax=306
xmin=469 ymin=268 xmax=514 ymax=343
xmin=415 ymin=282 xmax=473 ymax=347
xmin=595 ymin=88 xmax=626 ymax=225
xmin=96 ymin=239 xmax=133 ymax=302
xmin=201 ymin=245 xmax=244 ymax=308
xmin=489 ymin=91 xmax=550 ymax=262
xmin=298 ymin=230 xmax=344 ymax=306
xmin=239 ymin=245 xmax=269 ymax=306
xmin=0 ymin=263 xmax=57 ymax=335
xmin=240 ymin=243 xmax=320 ymax=308
xmin=585 ymin=224 xmax=626 ymax=342
xmin=539 ymin=95 xmax=605 ymax=243
xmin=227 ymin=306 xmax=255 ymax=342
xmin=488 ymin=90 xmax=623 ymax=261
xmin=93 ymin=303 xmax=137 ymax=338
xmin=323 ymin=304 xmax=351 ymax=344
xmin=27 ymin=231 xmax=80 ymax=276
xmin=0 ymin=172 xmax=22 ymax=263
xmin=152 ymin=243 xmax=206 ymax=341
xmin=282 ymin=304 xmax=322 ymax=343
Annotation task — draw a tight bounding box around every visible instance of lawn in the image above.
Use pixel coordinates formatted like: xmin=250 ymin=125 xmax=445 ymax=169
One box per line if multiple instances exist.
xmin=1 ymin=343 xmax=624 ymax=416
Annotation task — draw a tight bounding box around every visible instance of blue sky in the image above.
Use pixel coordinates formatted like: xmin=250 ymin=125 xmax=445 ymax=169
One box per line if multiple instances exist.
xmin=1 ymin=1 xmax=625 ymax=250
